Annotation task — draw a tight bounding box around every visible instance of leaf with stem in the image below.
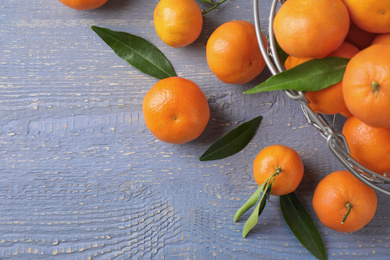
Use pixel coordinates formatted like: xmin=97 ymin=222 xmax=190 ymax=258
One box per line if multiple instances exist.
xmin=199 ymin=115 xmax=262 ymax=161
xmin=234 ymin=181 xmax=266 ymax=222
xmin=280 ymin=193 xmax=327 ymax=260
xmin=242 ymin=181 xmax=273 ymax=237
xmin=91 ymin=26 xmax=176 ymax=80
xmin=244 ymin=57 xmax=349 ymax=94
xmin=234 ymin=172 xmax=278 ymax=237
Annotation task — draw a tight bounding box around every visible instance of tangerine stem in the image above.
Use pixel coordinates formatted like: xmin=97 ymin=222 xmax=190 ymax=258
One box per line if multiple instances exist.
xmin=274 ymin=166 xmax=283 ymax=175
xmin=202 ymin=0 xmax=228 ymax=15
xmin=371 ymin=81 xmax=380 ymax=98
xmin=341 ymin=202 xmax=352 ymax=224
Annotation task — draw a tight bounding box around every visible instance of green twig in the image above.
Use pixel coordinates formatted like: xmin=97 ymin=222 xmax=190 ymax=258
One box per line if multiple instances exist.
xmin=202 ymin=0 xmax=228 ymax=15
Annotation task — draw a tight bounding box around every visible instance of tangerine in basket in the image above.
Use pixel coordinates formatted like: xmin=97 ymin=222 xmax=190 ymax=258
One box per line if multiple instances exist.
xmin=273 ymin=0 xmax=350 ymax=58
xmin=284 ymin=42 xmax=359 ymax=115
xmin=339 ymin=108 xmax=353 ymax=118
xmin=312 ymin=170 xmax=377 ymax=233
xmin=372 ymin=33 xmax=390 ymax=45
xmin=142 ymin=77 xmax=210 ymax=144
xmin=342 ymin=0 xmax=390 ymax=33
xmin=206 ymin=20 xmax=267 ymax=84
xmin=57 ymin=0 xmax=108 ymax=10
xmin=342 ymin=116 xmax=390 ymax=175
xmin=154 ymin=0 xmax=203 ymax=48
xmin=253 ymin=144 xmax=304 ymax=196
xmin=342 ymin=43 xmax=390 ymax=128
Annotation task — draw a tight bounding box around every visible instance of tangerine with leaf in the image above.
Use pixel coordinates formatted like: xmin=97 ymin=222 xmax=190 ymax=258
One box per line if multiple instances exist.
xmin=253 ymin=144 xmax=304 ymax=196
xmin=234 ymin=144 xmax=304 ymax=238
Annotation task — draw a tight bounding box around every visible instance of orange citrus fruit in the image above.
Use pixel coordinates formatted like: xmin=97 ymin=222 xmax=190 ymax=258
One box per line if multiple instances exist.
xmin=273 ymin=0 xmax=350 ymax=58
xmin=154 ymin=0 xmax=203 ymax=48
xmin=284 ymin=42 xmax=359 ymax=115
xmin=253 ymin=145 xmax=304 ymax=196
xmin=142 ymin=77 xmax=210 ymax=144
xmin=342 ymin=0 xmax=390 ymax=33
xmin=340 ymin=108 xmax=353 ymax=118
xmin=57 ymin=0 xmax=108 ymax=10
xmin=372 ymin=33 xmax=390 ymax=45
xmin=284 ymin=56 xmax=312 ymax=70
xmin=312 ymin=170 xmax=377 ymax=233
xmin=206 ymin=20 xmax=267 ymax=84
xmin=342 ymin=43 xmax=390 ymax=128
xmin=342 ymin=116 xmax=390 ymax=175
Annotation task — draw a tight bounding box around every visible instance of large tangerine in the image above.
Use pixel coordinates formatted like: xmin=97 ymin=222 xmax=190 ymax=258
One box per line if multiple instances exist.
xmin=142 ymin=77 xmax=210 ymax=144
xmin=273 ymin=0 xmax=350 ymax=58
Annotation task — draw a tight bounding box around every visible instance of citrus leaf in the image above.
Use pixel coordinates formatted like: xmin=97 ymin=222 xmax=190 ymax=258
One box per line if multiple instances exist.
xmin=91 ymin=26 xmax=176 ymax=80
xmin=242 ymin=184 xmax=271 ymax=237
xmin=234 ymin=182 xmax=266 ymax=222
xmin=275 ymin=40 xmax=288 ymax=65
xmin=199 ymin=115 xmax=262 ymax=161
xmin=244 ymin=57 xmax=349 ymax=94
xmin=197 ymin=0 xmax=213 ymax=3
xmin=280 ymin=193 xmax=327 ymax=260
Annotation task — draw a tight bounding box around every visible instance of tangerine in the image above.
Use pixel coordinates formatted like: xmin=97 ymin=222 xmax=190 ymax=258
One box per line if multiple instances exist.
xmin=372 ymin=33 xmax=390 ymax=45
xmin=154 ymin=0 xmax=203 ymax=48
xmin=340 ymin=108 xmax=353 ymax=118
xmin=57 ymin=0 xmax=108 ymax=10
xmin=342 ymin=43 xmax=390 ymax=128
xmin=342 ymin=116 xmax=390 ymax=175
xmin=273 ymin=0 xmax=350 ymax=58
xmin=253 ymin=145 xmax=304 ymax=196
xmin=142 ymin=77 xmax=210 ymax=144
xmin=312 ymin=171 xmax=377 ymax=233
xmin=206 ymin=20 xmax=266 ymax=84
xmin=343 ymin=0 xmax=390 ymax=33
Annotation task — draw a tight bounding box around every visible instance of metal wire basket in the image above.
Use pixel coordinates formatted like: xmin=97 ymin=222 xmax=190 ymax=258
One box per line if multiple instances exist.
xmin=253 ymin=0 xmax=390 ymax=196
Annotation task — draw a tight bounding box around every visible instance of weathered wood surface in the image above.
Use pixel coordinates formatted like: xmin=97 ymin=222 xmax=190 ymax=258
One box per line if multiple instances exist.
xmin=0 ymin=0 xmax=389 ymax=259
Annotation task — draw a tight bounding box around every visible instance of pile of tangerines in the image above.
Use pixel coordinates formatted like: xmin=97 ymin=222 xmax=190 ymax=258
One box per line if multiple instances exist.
xmin=273 ymin=0 xmax=390 ymax=232
xmin=58 ymin=0 xmax=390 ymax=234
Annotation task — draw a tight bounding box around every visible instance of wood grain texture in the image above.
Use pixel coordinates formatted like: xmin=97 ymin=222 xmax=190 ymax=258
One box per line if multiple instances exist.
xmin=1 ymin=0 xmax=389 ymax=259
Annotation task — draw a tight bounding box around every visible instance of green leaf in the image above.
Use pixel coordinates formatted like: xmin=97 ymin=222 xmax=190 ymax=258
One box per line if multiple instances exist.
xmin=197 ymin=0 xmax=213 ymax=3
xmin=199 ymin=115 xmax=262 ymax=161
xmin=275 ymin=40 xmax=288 ymax=65
xmin=91 ymin=26 xmax=176 ymax=80
xmin=234 ymin=182 xmax=266 ymax=222
xmin=280 ymin=193 xmax=327 ymax=260
xmin=244 ymin=57 xmax=349 ymax=94
xmin=242 ymin=184 xmax=272 ymax=237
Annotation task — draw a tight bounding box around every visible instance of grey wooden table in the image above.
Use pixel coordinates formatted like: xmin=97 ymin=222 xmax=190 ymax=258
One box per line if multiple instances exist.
xmin=1 ymin=0 xmax=389 ymax=259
